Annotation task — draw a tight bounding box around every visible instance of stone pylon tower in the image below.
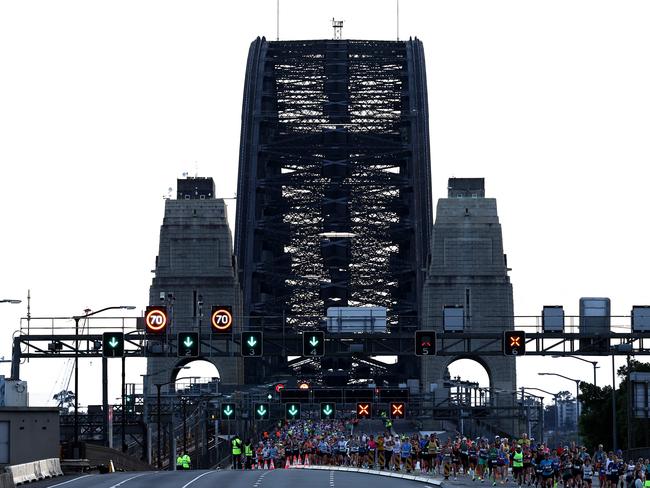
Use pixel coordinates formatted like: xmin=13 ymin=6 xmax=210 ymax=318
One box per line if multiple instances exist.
xmin=421 ymin=178 xmax=516 ymax=433
xmin=146 ymin=177 xmax=243 ymax=389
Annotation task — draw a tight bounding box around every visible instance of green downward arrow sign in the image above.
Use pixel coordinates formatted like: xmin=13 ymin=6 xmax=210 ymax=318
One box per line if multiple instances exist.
xmin=108 ymin=337 xmax=119 ymax=348
xmin=183 ymin=336 xmax=194 ymax=348
xmin=247 ymin=336 xmax=257 ymax=348
xmin=256 ymin=406 xmax=267 ymax=416
xmin=309 ymin=336 xmax=319 ymax=347
xmin=323 ymin=405 xmax=333 ymax=416
xmin=223 ymin=406 xmax=233 ymax=417
xmin=288 ymin=405 xmax=298 ymax=417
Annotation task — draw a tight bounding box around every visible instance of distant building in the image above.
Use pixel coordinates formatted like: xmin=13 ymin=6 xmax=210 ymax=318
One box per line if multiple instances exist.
xmin=557 ymin=398 xmax=581 ymax=430
xmin=0 ymin=407 xmax=60 ymax=467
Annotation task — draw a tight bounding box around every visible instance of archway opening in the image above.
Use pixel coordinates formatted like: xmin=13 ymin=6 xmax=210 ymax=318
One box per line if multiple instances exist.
xmin=446 ymin=358 xmax=491 ymax=407
xmin=173 ymin=359 xmax=220 ymax=390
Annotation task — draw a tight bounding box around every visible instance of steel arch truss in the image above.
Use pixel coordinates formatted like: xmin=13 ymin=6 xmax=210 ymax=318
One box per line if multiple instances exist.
xmin=235 ymin=39 xmax=432 ymax=383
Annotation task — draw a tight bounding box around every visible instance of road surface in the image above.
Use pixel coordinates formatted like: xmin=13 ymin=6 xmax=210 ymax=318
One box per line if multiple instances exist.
xmin=33 ymin=468 xmax=439 ymax=488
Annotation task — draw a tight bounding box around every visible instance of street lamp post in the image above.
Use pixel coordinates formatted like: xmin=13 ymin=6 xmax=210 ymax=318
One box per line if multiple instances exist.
xmin=0 ymin=299 xmax=21 ymax=304
xmin=538 ymin=372 xmax=581 ymax=435
xmin=522 ymin=386 xmax=560 ymax=445
xmin=552 ymin=355 xmax=599 ymax=387
xmin=72 ymin=305 xmax=135 ymax=449
xmin=155 ymin=376 xmax=198 ymax=470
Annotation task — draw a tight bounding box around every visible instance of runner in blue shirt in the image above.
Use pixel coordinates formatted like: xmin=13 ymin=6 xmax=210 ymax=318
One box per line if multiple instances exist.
xmin=401 ymin=439 xmax=412 ymax=472
xmin=540 ymin=453 xmax=554 ymax=488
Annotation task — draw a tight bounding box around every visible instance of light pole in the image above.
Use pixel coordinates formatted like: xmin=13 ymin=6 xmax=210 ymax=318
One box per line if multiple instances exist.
xmin=552 ymin=355 xmax=599 ymax=387
xmin=0 ymin=299 xmax=21 ymax=304
xmin=538 ymin=372 xmax=581 ymax=434
xmin=523 ymin=386 xmax=560 ymax=445
xmin=155 ymin=376 xmax=198 ymax=470
xmin=72 ymin=305 xmax=135 ymax=448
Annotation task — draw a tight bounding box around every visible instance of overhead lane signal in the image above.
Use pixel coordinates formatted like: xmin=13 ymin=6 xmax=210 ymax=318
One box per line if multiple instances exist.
xmin=177 ymin=332 xmax=199 ymax=357
xmin=211 ymin=306 xmax=233 ymax=334
xmin=241 ymin=332 xmax=263 ymax=356
xmin=302 ymin=331 xmax=324 ymax=357
xmin=389 ymin=401 xmax=406 ymax=419
xmin=145 ymin=306 xmax=168 ymax=334
xmin=415 ymin=330 xmax=436 ymax=356
xmin=102 ymin=332 xmax=124 ymax=358
xmin=285 ymin=403 xmax=301 ymax=420
xmin=320 ymin=402 xmax=336 ymax=420
xmin=503 ymin=331 xmax=526 ymax=356
xmin=254 ymin=402 xmax=270 ymax=421
xmin=221 ymin=403 xmax=236 ymax=420
xmin=356 ymin=402 xmax=372 ymax=419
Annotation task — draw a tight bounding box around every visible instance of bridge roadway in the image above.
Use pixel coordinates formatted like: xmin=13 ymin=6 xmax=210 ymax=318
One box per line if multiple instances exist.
xmin=32 ymin=468 xmax=439 ymax=488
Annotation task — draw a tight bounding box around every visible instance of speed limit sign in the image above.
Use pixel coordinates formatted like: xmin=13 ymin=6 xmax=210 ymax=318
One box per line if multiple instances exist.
xmin=145 ymin=306 xmax=168 ymax=334
xmin=211 ymin=306 xmax=233 ymax=334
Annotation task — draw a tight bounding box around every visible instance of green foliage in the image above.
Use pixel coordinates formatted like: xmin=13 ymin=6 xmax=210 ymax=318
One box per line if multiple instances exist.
xmin=578 ymin=359 xmax=650 ymax=451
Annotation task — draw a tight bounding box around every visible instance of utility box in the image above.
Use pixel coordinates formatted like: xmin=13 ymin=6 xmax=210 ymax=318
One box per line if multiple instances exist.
xmin=542 ymin=305 xmax=564 ymax=332
xmin=632 ymin=306 xmax=650 ymax=333
xmin=443 ymin=305 xmax=465 ymax=332
xmin=0 ymin=377 xmax=28 ymax=407
xmin=579 ymin=297 xmax=610 ymax=352
xmin=326 ymin=307 xmax=386 ymax=333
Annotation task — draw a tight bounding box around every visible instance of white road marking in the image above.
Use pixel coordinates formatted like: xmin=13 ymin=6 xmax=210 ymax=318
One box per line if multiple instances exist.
xmin=180 ymin=471 xmax=216 ymax=488
xmin=109 ymin=473 xmax=148 ymax=487
xmin=46 ymin=475 xmax=94 ymax=488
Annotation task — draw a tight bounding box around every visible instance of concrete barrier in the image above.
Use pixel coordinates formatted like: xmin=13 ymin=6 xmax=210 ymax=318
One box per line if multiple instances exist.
xmin=5 ymin=458 xmax=64 ymax=485
xmin=0 ymin=473 xmax=16 ymax=488
xmin=50 ymin=458 xmax=64 ymax=476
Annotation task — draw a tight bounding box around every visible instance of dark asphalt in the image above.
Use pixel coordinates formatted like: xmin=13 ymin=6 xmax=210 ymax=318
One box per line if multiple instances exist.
xmin=32 ymin=468 xmax=437 ymax=488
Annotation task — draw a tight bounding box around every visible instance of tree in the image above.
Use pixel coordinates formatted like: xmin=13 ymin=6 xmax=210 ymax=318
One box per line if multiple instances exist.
xmin=578 ymin=359 xmax=650 ymax=451
xmin=53 ymin=390 xmax=75 ymax=412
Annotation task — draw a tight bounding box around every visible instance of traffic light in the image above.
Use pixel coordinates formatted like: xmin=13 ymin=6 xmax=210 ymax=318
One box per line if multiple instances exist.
xmin=285 ymin=403 xmax=301 ymax=420
xmin=177 ymin=332 xmax=199 ymax=357
xmin=389 ymin=401 xmax=406 ymax=419
xmin=241 ymin=332 xmax=263 ymax=356
xmin=211 ymin=306 xmax=233 ymax=334
xmin=145 ymin=306 xmax=168 ymax=334
xmin=356 ymin=402 xmax=372 ymax=419
xmin=254 ymin=402 xmax=270 ymax=421
xmin=320 ymin=402 xmax=336 ymax=420
xmin=221 ymin=403 xmax=236 ymax=420
xmin=503 ymin=331 xmax=526 ymax=356
xmin=102 ymin=332 xmax=124 ymax=358
xmin=415 ymin=330 xmax=436 ymax=356
xmin=302 ymin=331 xmax=324 ymax=357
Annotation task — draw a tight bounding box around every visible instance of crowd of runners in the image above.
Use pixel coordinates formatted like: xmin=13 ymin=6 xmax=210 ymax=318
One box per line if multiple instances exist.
xmin=236 ymin=419 xmax=650 ymax=488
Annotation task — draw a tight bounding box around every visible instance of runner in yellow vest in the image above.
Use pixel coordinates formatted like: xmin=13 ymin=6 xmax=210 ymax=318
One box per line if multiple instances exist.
xmin=182 ymin=453 xmax=191 ymax=470
xmin=176 ymin=453 xmax=183 ymax=470
xmin=232 ymin=435 xmax=243 ymax=470
xmin=244 ymin=441 xmax=253 ymax=469
xmin=512 ymin=445 xmax=524 ymax=488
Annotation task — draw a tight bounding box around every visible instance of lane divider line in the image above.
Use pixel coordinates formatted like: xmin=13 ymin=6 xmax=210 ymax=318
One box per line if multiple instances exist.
xmin=109 ymin=473 xmax=148 ymax=487
xmin=181 ymin=471 xmax=216 ymax=488
xmin=46 ymin=475 xmax=94 ymax=488
xmin=286 ymin=466 xmax=443 ymax=486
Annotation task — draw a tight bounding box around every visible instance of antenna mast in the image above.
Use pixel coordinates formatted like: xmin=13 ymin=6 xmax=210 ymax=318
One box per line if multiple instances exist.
xmin=396 ymin=0 xmax=400 ymax=41
xmin=276 ymin=0 xmax=280 ymax=41
xmin=332 ymin=18 xmax=344 ymax=40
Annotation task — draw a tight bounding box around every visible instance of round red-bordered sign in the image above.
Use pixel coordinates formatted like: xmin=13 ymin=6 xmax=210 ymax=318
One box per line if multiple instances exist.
xmin=211 ymin=307 xmax=233 ymax=332
xmin=145 ymin=307 xmax=168 ymax=333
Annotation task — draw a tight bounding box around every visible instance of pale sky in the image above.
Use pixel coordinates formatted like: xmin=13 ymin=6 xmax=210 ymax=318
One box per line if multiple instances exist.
xmin=1 ymin=0 xmax=649 ymax=407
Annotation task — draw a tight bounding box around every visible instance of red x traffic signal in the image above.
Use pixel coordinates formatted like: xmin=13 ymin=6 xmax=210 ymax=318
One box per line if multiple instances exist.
xmin=503 ymin=331 xmax=526 ymax=356
xmin=356 ymin=402 xmax=372 ymax=419
xmin=389 ymin=401 xmax=406 ymax=419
